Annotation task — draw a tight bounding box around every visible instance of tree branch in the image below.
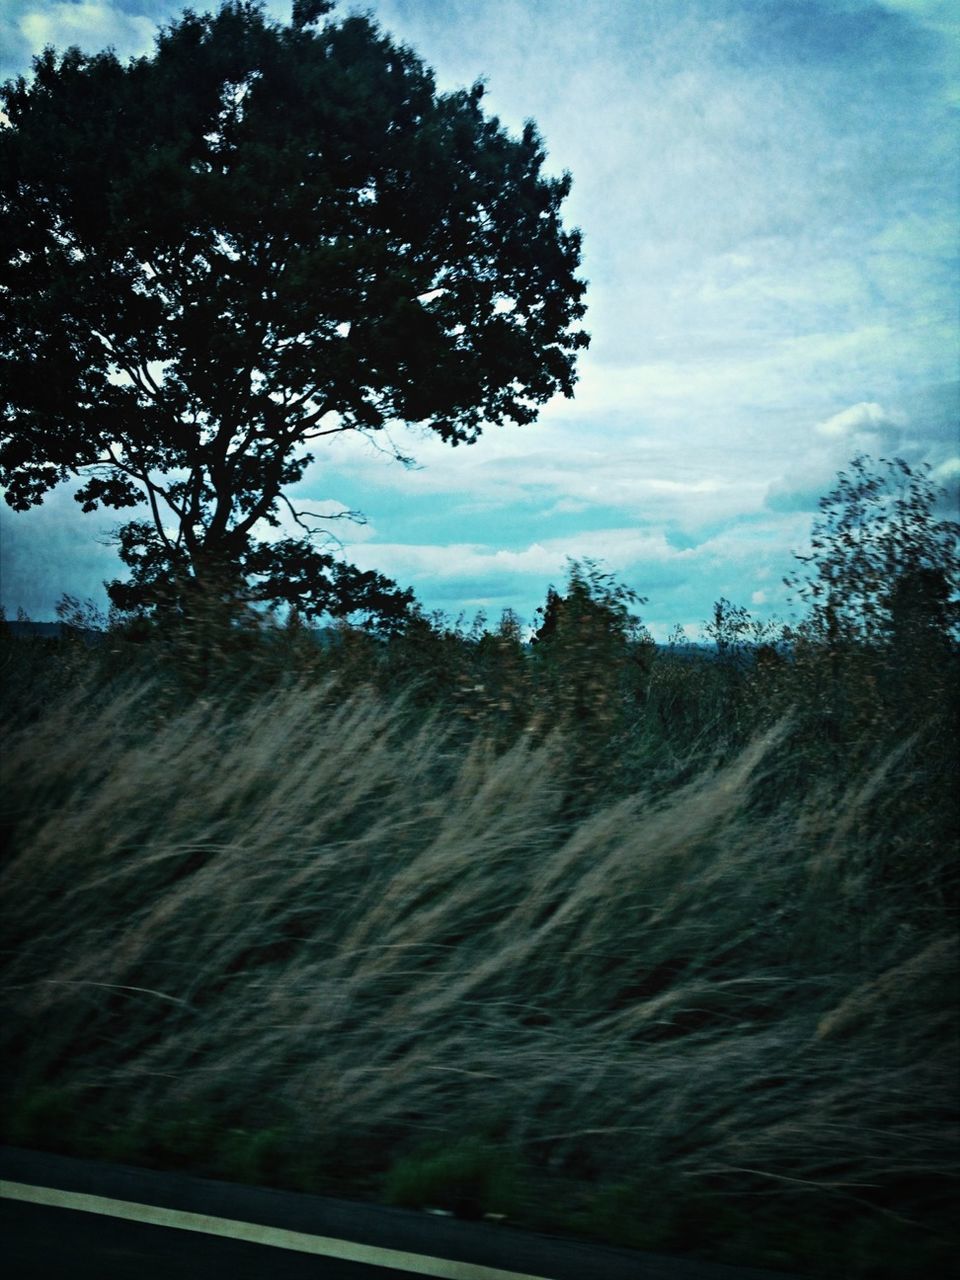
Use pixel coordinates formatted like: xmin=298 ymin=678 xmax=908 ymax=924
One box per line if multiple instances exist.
xmin=276 ymin=491 xmax=367 ymax=546
xmin=90 ymin=330 xmax=161 ymax=404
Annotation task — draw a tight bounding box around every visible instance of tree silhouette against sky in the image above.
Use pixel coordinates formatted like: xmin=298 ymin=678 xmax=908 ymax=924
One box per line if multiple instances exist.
xmin=0 ymin=0 xmax=588 ymax=626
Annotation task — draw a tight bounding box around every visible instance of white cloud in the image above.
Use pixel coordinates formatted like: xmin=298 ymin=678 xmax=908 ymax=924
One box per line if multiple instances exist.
xmin=348 ymin=540 xmax=561 ymax=584
xmin=346 ymin=517 xmax=803 ymax=596
xmin=932 ymin=456 xmax=960 ymax=484
xmin=814 ymin=401 xmax=905 ymax=441
xmin=305 ymin=408 xmax=776 ymax=535
xmin=347 ymin=527 xmax=685 ymax=585
xmin=19 ymin=3 xmax=155 ymax=58
xmin=764 ymin=398 xmax=934 ymax=513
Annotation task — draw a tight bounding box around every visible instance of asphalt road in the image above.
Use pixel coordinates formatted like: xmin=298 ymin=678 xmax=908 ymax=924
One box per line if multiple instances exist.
xmin=1 ymin=1146 xmax=800 ymax=1280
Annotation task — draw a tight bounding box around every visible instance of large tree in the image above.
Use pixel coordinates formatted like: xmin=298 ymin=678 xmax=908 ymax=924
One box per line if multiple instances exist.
xmin=0 ymin=0 xmax=588 ymax=626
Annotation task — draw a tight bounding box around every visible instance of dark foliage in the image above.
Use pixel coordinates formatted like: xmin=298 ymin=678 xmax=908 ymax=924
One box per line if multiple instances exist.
xmin=0 ymin=0 xmax=587 ymax=627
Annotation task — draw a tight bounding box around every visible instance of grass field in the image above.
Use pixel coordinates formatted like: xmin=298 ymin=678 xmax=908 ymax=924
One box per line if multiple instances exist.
xmin=1 ymin=638 xmax=957 ymax=1277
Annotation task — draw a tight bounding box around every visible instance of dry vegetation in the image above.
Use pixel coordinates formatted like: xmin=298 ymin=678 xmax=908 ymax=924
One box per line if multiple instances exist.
xmin=1 ymin=654 xmax=957 ymax=1277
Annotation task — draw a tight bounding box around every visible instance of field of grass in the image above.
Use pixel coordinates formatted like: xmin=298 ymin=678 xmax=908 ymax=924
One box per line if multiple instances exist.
xmin=1 ymin=627 xmax=957 ymax=1277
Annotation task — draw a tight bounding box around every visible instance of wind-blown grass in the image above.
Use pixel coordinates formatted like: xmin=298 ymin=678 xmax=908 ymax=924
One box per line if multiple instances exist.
xmin=1 ymin=677 xmax=956 ymax=1277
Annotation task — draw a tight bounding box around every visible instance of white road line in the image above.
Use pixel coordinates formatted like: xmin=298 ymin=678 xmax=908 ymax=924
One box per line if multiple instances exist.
xmin=1 ymin=1179 xmax=552 ymax=1280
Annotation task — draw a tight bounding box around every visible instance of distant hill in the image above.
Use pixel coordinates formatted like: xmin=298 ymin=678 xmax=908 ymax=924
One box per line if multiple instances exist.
xmin=2 ymin=621 xmax=103 ymax=645
xmin=1 ymin=619 xmax=725 ymax=661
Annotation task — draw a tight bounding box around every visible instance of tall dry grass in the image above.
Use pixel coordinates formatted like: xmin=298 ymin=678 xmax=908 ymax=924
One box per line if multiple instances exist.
xmin=1 ymin=678 xmax=956 ymax=1274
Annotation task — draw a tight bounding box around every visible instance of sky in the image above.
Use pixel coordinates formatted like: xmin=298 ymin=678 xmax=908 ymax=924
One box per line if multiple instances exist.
xmin=1 ymin=0 xmax=957 ymax=637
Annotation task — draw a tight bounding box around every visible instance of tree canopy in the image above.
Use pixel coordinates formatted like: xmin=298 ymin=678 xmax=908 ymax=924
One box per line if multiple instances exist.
xmin=0 ymin=0 xmax=588 ymax=625
xmin=785 ymin=455 xmax=960 ymax=651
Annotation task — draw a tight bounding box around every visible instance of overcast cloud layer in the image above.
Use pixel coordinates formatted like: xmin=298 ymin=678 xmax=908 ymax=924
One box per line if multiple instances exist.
xmin=2 ymin=0 xmax=957 ymax=635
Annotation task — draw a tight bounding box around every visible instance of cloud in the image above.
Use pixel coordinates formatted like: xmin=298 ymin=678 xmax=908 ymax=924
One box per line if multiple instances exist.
xmin=345 ymin=525 xmax=687 ymax=588
xmin=814 ymin=401 xmax=905 ymax=443
xmin=18 ymin=3 xmax=152 ymax=49
xmin=2 ymin=3 xmax=157 ymax=77
xmin=339 ymin=510 xmax=807 ymax=625
xmin=933 ymin=456 xmax=960 ymax=484
xmin=0 ymin=480 xmax=122 ymax=618
xmin=930 ymin=455 xmax=960 ymax=518
xmin=763 ymin=394 xmax=947 ymax=513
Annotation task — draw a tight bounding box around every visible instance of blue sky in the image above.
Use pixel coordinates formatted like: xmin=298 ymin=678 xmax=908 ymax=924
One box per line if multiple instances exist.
xmin=1 ymin=0 xmax=957 ymax=637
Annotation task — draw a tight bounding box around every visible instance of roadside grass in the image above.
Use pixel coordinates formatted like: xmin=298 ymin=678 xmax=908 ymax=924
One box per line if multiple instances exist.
xmin=1 ymin=672 xmax=956 ymax=1278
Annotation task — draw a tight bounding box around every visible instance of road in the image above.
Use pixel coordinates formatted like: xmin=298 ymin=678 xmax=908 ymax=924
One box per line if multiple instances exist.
xmin=1 ymin=1146 xmax=800 ymax=1279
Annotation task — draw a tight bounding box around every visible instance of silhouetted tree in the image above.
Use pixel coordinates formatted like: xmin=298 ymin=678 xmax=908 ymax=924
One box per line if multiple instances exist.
xmin=0 ymin=1 xmax=588 ymax=627
xmin=785 ymin=455 xmax=959 ymax=738
xmin=532 ymin=560 xmax=652 ymax=786
xmin=785 ymin=456 xmax=959 ymax=652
